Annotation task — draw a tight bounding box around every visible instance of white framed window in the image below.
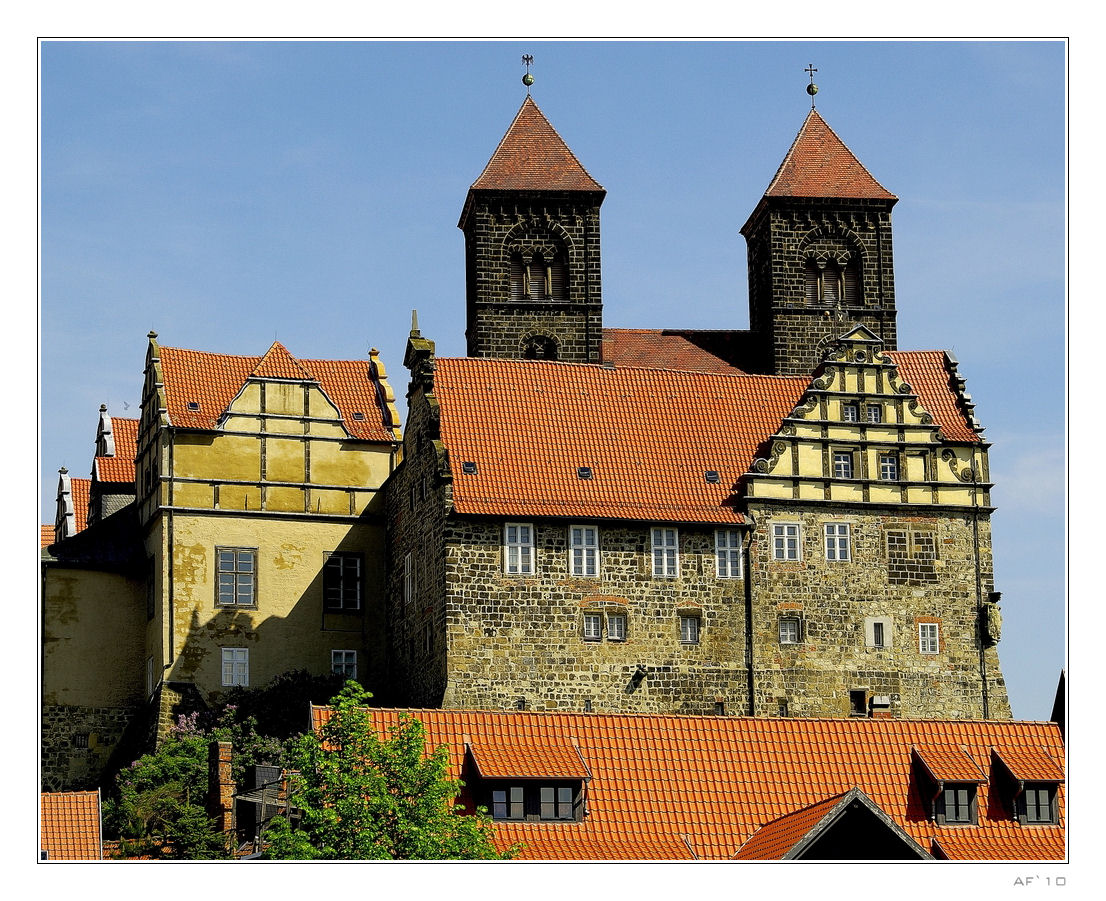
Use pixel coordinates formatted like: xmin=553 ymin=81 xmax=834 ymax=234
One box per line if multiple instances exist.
xmin=772 ymin=523 xmax=801 ymax=561
xmin=866 ymin=404 xmax=883 ymax=423
xmin=332 ymin=650 xmax=357 ymax=679
xmin=570 ymin=526 xmax=599 ymax=577
xmin=842 ymin=402 xmax=860 ymax=422
xmin=216 ymin=547 xmax=256 ymax=607
xmin=651 ymin=527 xmax=679 ymax=577
xmin=779 ymin=616 xmax=801 ymax=645
xmin=918 ymin=622 xmax=940 ymax=655
xmin=583 ymin=613 xmax=602 ymax=641
xmin=679 ymin=614 xmax=700 ymax=645
xmin=607 ymin=613 xmax=627 ymax=642
xmin=715 ymin=529 xmax=743 ymax=578
xmin=824 ymin=523 xmax=851 ymax=561
xmin=403 ymin=553 xmax=414 ymax=606
xmin=833 ymin=451 xmax=854 ymax=479
xmin=221 ymin=648 xmax=249 ymax=687
xmin=879 ymin=453 xmax=899 ymax=481
xmin=324 ymin=552 xmax=362 ymax=611
xmin=504 ymin=523 xmax=535 ymax=575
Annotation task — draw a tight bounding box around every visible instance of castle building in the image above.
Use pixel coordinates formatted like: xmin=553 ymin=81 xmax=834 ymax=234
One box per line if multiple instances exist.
xmin=386 ymin=95 xmax=1009 ymax=719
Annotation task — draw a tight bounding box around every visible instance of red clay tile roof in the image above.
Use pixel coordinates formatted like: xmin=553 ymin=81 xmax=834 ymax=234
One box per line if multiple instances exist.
xmin=992 ymin=746 xmax=1066 ymax=783
xmin=469 ymin=97 xmax=603 ymax=193
xmin=40 ymin=790 xmax=102 ymax=861
xmin=311 ymin=707 xmax=1065 ymax=862
xmin=93 ymin=416 xmax=138 ymax=484
xmin=157 ymin=344 xmax=397 ymax=442
xmin=932 ymin=830 xmax=1066 ymax=861
xmin=912 ymin=744 xmax=989 ymax=782
xmin=888 ymin=350 xmax=981 ymax=442
xmin=435 ymin=357 xmax=807 ymax=524
xmin=602 ymin=329 xmax=747 ymax=374
xmin=68 ymin=477 xmax=91 ymax=534
xmin=733 ymin=791 xmax=853 ymax=860
xmin=764 ymin=109 xmax=896 ymax=200
xmin=469 ymin=742 xmax=590 ymax=780
xmin=41 ymin=524 xmax=55 ymax=548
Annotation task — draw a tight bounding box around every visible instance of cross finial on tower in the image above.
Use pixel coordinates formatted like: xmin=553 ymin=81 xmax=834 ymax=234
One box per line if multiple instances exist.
xmin=805 ymin=63 xmax=819 ymax=109
xmin=522 ymin=54 xmax=534 ymax=94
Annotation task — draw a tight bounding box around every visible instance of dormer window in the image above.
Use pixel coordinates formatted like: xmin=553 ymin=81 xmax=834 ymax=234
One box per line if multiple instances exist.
xmin=912 ymin=744 xmax=987 ymax=827
xmin=991 ymin=746 xmax=1063 ymax=826
xmin=938 ymin=784 xmax=978 ymax=825
xmin=465 ymin=741 xmax=589 ymax=824
xmin=1020 ymin=784 xmax=1058 ymax=824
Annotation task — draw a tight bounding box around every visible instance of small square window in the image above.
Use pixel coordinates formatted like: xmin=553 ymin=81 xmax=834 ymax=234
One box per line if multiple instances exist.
xmin=221 ymin=647 xmax=249 ymax=687
xmin=583 ymin=613 xmax=602 ymax=641
xmin=833 ymin=451 xmax=854 ymax=479
xmin=1021 ymin=784 xmax=1058 ymax=825
xmin=651 ymin=527 xmax=679 ymax=578
xmin=715 ymin=529 xmax=742 ymax=578
xmin=940 ymin=785 xmax=976 ymax=824
xmin=842 ymin=402 xmax=860 ymax=422
xmin=331 ymin=650 xmax=357 ymax=679
xmin=679 ymin=614 xmax=700 ymax=645
xmin=772 ymin=523 xmax=800 ymax=561
xmin=879 ymin=453 xmax=899 ymax=481
xmin=607 ymin=613 xmax=627 ymax=642
xmin=865 ymin=404 xmax=883 ymax=423
xmin=919 ymin=622 xmax=940 ymax=655
xmin=824 ymin=523 xmax=851 ymax=561
xmin=504 ymin=523 xmax=535 ymax=575
xmin=779 ymin=616 xmax=801 ymax=645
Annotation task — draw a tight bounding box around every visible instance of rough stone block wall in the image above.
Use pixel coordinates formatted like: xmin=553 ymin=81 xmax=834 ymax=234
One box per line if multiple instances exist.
xmin=438 ymin=519 xmax=750 ymax=715
xmin=747 ymin=503 xmax=1010 ymax=719
xmin=41 ymin=704 xmax=140 ymax=791
xmin=463 ymin=192 xmax=603 ymax=363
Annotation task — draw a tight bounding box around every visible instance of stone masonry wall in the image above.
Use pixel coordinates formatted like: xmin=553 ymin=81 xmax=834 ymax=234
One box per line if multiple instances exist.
xmin=439 ymin=519 xmax=750 ymax=715
xmin=746 ymin=502 xmax=1010 ymax=720
xmin=41 ymin=704 xmax=141 ymax=791
xmin=744 ymin=199 xmax=897 ymax=375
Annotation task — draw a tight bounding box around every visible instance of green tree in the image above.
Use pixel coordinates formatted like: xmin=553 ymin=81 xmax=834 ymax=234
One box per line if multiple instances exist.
xmin=263 ymin=682 xmax=510 ymax=860
xmin=104 ymin=730 xmax=230 ymax=860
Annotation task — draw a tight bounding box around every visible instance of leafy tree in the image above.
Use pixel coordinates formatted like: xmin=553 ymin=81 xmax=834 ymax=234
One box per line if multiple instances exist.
xmin=263 ymin=682 xmax=510 ymax=860
xmin=103 ymin=729 xmax=230 ymax=860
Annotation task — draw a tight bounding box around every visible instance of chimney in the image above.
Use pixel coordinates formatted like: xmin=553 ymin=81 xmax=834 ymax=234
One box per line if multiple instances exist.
xmin=207 ymin=740 xmax=235 ymax=850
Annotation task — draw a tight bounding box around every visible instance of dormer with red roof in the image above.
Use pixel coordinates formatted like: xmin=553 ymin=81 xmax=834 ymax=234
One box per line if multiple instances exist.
xmin=89 ymin=404 xmax=138 ymax=526
xmin=459 ymin=96 xmax=606 ymax=364
xmin=741 ymin=109 xmax=899 ymax=376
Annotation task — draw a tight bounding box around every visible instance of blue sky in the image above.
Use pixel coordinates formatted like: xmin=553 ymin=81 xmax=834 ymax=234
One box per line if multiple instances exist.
xmin=39 ymin=40 xmax=1065 ymax=720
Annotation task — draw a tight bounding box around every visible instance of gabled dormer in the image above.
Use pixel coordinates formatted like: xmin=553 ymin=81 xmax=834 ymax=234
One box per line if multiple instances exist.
xmin=745 ymin=326 xmax=990 ymax=510
xmin=991 ymin=746 xmax=1064 ymax=826
xmin=912 ymin=744 xmax=989 ymax=826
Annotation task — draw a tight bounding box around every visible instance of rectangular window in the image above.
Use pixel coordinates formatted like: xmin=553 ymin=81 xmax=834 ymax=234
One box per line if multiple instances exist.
xmin=772 ymin=523 xmax=800 ymax=561
xmin=331 ymin=650 xmax=357 ymax=679
xmin=872 ymin=621 xmax=885 ymax=648
xmin=919 ymin=622 xmax=940 ymax=655
xmin=849 ymin=690 xmax=868 ymax=717
xmin=570 ymin=526 xmax=599 ymax=577
xmin=879 ymin=453 xmax=899 ymax=481
xmin=504 ymin=523 xmax=535 ymax=575
xmin=779 ymin=616 xmax=800 ymax=645
xmin=221 ymin=648 xmax=249 ymax=687
xmin=217 ymin=547 xmax=256 ymax=607
xmin=607 ymin=613 xmax=627 ymax=642
xmin=492 ymin=786 xmax=525 ymax=820
xmin=865 ymin=617 xmax=893 ymax=649
xmin=865 ymin=404 xmax=883 ymax=423
xmin=679 ymin=614 xmax=700 ymax=645
xmin=324 ymin=553 xmax=362 ymax=611
xmin=539 ymin=786 xmax=574 ymax=820
xmin=1022 ymin=785 xmax=1057 ymax=824
xmin=146 ymin=557 xmax=156 ymax=620
xmin=583 ymin=613 xmax=602 ymax=641
xmin=651 ymin=527 xmax=679 ymax=577
xmin=403 ymin=553 xmax=414 ymax=606
xmin=715 ymin=529 xmax=743 ymax=578
xmin=942 ymin=786 xmax=975 ymax=824
xmin=842 ymin=402 xmax=859 ymax=422
xmin=146 ymin=656 xmax=155 ymax=698
xmin=824 ymin=523 xmax=851 ymax=561
xmin=833 ymin=451 xmax=854 ymax=479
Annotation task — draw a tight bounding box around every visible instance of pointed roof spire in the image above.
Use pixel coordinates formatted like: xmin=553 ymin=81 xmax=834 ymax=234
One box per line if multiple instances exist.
xmin=762 ymin=109 xmax=896 ymax=201
xmin=469 ymin=96 xmax=604 ymax=193
xmin=251 ymin=341 xmax=317 ymax=381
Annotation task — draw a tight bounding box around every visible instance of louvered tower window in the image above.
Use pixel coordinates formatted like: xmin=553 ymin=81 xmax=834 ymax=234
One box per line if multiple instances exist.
xmin=805 ymin=259 xmax=861 ymax=306
xmin=511 ymin=252 xmax=567 ymax=301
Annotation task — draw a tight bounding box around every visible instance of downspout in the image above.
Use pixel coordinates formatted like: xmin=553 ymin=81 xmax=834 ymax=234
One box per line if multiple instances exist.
xmin=971 ymin=456 xmax=990 ymax=720
xmin=743 ymin=517 xmax=757 ymax=716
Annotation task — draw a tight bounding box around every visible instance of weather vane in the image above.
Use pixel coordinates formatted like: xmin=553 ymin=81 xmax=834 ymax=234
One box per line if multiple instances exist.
xmin=522 ymin=55 xmax=534 ymax=93
xmin=805 ymin=63 xmax=818 ymax=109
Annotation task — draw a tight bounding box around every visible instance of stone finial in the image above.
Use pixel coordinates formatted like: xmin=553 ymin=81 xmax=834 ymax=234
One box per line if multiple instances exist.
xmin=99 ymin=403 xmax=107 ymax=412
xmin=147 ymin=330 xmax=158 ymax=339
xmin=410 ymin=310 xmax=420 ymax=337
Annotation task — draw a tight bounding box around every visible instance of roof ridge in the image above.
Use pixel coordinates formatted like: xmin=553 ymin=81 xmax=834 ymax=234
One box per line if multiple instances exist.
xmin=436 ymin=356 xmax=804 ymax=382
xmin=250 ymin=341 xmax=318 ymax=382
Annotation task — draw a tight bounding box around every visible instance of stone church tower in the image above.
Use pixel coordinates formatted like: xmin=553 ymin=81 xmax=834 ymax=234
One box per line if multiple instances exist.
xmin=458 ymin=96 xmax=606 ymax=363
xmin=741 ymin=109 xmax=899 ymax=376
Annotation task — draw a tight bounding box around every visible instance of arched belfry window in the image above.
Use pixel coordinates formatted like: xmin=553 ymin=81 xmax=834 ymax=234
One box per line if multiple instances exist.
xmin=510 ymin=246 xmax=567 ymax=302
xmin=522 ymin=335 xmax=559 ymax=360
xmin=805 ymin=257 xmax=861 ymax=307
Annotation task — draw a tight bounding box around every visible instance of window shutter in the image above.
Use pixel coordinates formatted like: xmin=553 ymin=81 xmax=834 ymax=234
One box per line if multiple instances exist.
xmin=549 ymin=257 xmax=566 ymax=300
xmin=843 ymin=265 xmax=860 ymax=305
xmin=510 ymin=257 xmax=525 ymax=300
xmin=805 ymin=262 xmax=819 ymax=305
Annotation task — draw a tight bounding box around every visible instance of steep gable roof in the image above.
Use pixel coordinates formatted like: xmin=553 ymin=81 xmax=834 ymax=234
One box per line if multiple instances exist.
xmin=434 ymin=357 xmax=806 ymax=524
xmin=156 ymin=343 xmax=399 ymax=442
xmin=40 ymin=791 xmax=102 ymax=860
xmin=468 ymin=96 xmax=603 ymax=193
xmin=763 ymin=109 xmax=896 ymax=200
xmin=887 ymin=350 xmax=980 ymax=442
xmin=312 ymin=708 xmax=1065 ymax=862
xmin=93 ymin=415 xmax=138 ymax=484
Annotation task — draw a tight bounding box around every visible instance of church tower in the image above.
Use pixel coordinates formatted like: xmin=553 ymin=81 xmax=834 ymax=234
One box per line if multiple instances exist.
xmin=741 ymin=108 xmax=898 ymax=375
xmin=459 ymin=96 xmax=606 ymax=363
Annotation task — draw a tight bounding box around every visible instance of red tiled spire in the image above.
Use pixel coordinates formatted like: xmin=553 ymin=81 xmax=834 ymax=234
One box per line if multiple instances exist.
xmin=763 ymin=109 xmax=895 ymax=200
xmin=469 ymin=96 xmax=603 ymax=193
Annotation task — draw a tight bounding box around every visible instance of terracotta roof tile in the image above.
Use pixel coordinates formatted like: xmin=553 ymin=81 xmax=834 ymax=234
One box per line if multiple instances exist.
xmin=912 ymin=743 xmax=988 ymax=782
xmin=312 ymin=707 xmax=1065 ymax=862
xmin=68 ymin=477 xmax=90 ymax=534
xmin=469 ymin=97 xmax=603 ymax=193
xmin=41 ymin=524 xmax=55 ymax=548
xmin=435 ymin=357 xmax=806 ymax=524
xmin=733 ymin=791 xmax=851 ymax=860
xmin=888 ymin=350 xmax=980 ymax=442
xmin=94 ymin=416 xmax=138 ymax=484
xmin=602 ymin=329 xmax=748 ymax=374
xmin=40 ymin=791 xmax=102 ymax=861
xmin=469 ymin=742 xmax=589 ymax=780
xmin=157 ymin=344 xmax=397 ymax=442
xmin=764 ymin=110 xmax=896 ymax=200
xmin=993 ymin=746 xmax=1066 ymax=783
